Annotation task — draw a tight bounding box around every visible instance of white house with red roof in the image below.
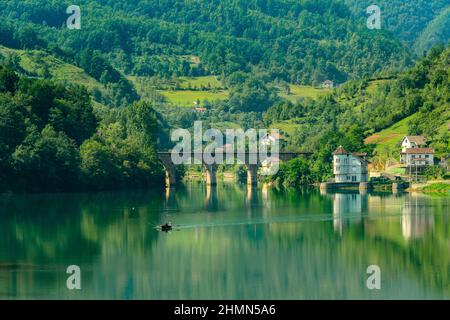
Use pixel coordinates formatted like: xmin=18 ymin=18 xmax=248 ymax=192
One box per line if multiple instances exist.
xmin=399 ymin=136 xmax=434 ymax=167
xmin=332 ymin=146 xmax=369 ymax=183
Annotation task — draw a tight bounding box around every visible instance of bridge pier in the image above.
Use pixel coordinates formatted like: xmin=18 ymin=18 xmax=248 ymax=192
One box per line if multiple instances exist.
xmin=158 ymin=153 xmax=177 ymax=186
xmin=205 ymin=184 xmax=218 ymax=211
xmin=246 ymin=164 xmax=259 ymax=186
xmin=204 ymin=164 xmax=218 ymax=186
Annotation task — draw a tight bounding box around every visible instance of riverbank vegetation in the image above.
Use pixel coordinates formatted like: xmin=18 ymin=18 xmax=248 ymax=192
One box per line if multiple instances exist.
xmin=0 ymin=65 xmax=164 ymax=193
xmin=419 ymin=183 xmax=450 ymax=193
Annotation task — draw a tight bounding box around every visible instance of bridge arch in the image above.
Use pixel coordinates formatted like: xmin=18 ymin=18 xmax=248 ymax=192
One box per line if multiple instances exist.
xmin=157 ymin=151 xmax=311 ymax=187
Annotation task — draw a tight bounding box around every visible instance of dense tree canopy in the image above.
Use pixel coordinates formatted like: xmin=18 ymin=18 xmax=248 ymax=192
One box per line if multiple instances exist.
xmin=0 ymin=66 xmax=164 ymax=192
xmin=0 ymin=0 xmax=414 ymax=85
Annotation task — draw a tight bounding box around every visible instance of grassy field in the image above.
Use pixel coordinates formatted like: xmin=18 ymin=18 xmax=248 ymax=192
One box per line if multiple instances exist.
xmin=178 ymin=76 xmax=224 ymax=89
xmin=128 ymin=75 xmax=229 ymax=107
xmin=419 ymin=183 xmax=450 ymax=193
xmin=366 ymin=79 xmax=391 ymax=95
xmin=158 ymin=89 xmax=228 ymax=107
xmin=0 ymin=46 xmax=104 ymax=92
xmin=364 ymin=115 xmax=415 ymax=157
xmin=280 ymin=85 xmax=331 ymax=101
xmin=270 ymin=119 xmax=302 ymax=136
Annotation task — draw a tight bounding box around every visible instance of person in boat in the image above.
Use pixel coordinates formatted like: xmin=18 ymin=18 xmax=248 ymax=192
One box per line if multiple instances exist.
xmin=161 ymin=222 xmax=173 ymax=231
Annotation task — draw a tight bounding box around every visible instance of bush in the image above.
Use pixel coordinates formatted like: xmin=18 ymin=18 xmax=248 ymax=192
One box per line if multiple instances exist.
xmin=424 ymin=165 xmax=447 ymax=180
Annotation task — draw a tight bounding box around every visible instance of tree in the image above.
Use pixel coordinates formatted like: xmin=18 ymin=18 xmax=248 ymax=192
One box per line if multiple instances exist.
xmin=0 ymin=66 xmax=19 ymax=93
xmin=12 ymin=125 xmax=80 ymax=192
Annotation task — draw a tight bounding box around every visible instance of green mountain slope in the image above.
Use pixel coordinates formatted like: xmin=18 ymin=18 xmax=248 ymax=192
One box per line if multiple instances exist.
xmin=344 ymin=0 xmax=450 ymax=50
xmin=265 ymin=46 xmax=450 ymax=159
xmin=0 ymin=0 xmax=413 ymax=85
xmin=0 ymin=45 xmax=114 ymax=109
xmin=414 ymin=6 xmax=450 ymax=54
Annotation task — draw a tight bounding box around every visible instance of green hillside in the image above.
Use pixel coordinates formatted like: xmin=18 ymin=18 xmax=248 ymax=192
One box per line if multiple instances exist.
xmin=0 ymin=45 xmax=133 ymax=109
xmin=0 ymin=0 xmax=413 ymax=86
xmin=364 ymin=115 xmax=415 ymax=158
xmin=279 ymin=85 xmax=331 ymax=102
xmin=265 ymin=46 xmax=449 ymax=165
xmin=0 ymin=45 xmax=103 ymax=91
xmin=414 ymin=6 xmax=450 ymax=54
xmin=344 ymin=0 xmax=450 ymax=50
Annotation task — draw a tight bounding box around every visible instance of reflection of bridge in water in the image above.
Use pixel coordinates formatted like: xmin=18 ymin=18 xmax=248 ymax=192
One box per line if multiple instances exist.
xmin=158 ymin=151 xmax=311 ymax=186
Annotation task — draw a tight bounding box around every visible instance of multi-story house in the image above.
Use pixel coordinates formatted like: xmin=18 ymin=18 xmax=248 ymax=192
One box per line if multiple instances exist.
xmin=333 ymin=146 xmax=369 ymax=183
xmin=400 ymin=135 xmax=434 ymax=166
xmin=400 ymin=148 xmax=435 ymax=166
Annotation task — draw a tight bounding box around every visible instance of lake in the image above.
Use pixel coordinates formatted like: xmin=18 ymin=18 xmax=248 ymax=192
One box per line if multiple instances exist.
xmin=0 ymin=183 xmax=449 ymax=299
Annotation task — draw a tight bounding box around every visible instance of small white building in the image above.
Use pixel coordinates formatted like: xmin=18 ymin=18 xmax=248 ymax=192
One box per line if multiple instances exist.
xmin=322 ymin=80 xmax=334 ymax=88
xmin=400 ymin=136 xmax=427 ymax=152
xmin=260 ymin=132 xmax=282 ymax=147
xmin=333 ymin=146 xmax=369 ymax=183
xmin=401 ymin=148 xmax=434 ymax=166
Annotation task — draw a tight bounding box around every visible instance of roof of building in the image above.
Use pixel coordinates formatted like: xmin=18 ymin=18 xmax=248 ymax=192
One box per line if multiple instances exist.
xmin=403 ymin=148 xmax=435 ymax=154
xmin=333 ymin=146 xmax=349 ymax=155
xmin=352 ymin=152 xmax=367 ymax=157
xmin=323 ymin=80 xmax=334 ymax=84
xmin=403 ymin=135 xmax=427 ymax=146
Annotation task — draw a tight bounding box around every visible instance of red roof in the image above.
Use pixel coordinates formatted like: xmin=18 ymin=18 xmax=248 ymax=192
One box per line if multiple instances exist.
xmin=333 ymin=146 xmax=349 ymax=155
xmin=404 ymin=136 xmax=427 ymax=146
xmin=352 ymin=152 xmax=367 ymax=157
xmin=403 ymin=148 xmax=434 ymax=154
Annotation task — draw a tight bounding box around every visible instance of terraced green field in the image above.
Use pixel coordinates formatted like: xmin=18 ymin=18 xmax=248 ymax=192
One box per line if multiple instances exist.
xmin=364 ymin=115 xmax=414 ymax=156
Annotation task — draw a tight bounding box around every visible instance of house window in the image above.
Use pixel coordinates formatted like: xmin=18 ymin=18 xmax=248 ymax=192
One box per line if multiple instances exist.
xmin=412 ymin=155 xmax=415 ymax=158
xmin=352 ymin=176 xmax=356 ymax=182
xmin=425 ymin=155 xmax=429 ymax=158
xmin=336 ymin=158 xmax=340 ymax=163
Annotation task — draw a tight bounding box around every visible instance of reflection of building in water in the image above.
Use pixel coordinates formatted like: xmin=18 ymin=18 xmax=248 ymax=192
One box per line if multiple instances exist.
xmin=401 ymin=195 xmax=434 ymax=240
xmin=332 ymin=192 xmax=366 ymax=234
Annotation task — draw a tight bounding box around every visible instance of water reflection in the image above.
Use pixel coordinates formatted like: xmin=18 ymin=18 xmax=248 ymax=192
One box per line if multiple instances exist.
xmin=0 ymin=185 xmax=449 ymax=299
xmin=330 ymin=192 xmax=367 ymax=235
xmin=402 ymin=194 xmax=435 ymax=240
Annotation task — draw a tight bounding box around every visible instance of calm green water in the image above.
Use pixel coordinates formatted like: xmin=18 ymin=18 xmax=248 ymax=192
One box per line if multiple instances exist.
xmin=0 ymin=183 xmax=449 ymax=300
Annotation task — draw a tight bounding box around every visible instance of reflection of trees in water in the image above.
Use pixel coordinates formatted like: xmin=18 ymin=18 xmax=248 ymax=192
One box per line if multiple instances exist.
xmin=267 ymin=191 xmax=449 ymax=298
xmin=0 ymin=190 xmax=165 ymax=298
xmin=0 ymin=187 xmax=448 ymax=299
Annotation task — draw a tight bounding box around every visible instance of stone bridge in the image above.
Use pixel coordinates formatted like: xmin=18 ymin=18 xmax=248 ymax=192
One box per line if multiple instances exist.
xmin=157 ymin=151 xmax=311 ymax=186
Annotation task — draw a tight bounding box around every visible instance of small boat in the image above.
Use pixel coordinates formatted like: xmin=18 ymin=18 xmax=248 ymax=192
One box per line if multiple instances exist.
xmin=160 ymin=222 xmax=173 ymax=232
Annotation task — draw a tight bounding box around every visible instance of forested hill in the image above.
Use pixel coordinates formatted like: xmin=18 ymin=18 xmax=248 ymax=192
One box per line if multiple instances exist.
xmin=264 ymin=45 xmax=449 ymax=165
xmin=344 ymin=0 xmax=450 ymax=53
xmin=0 ymin=0 xmax=412 ymax=85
